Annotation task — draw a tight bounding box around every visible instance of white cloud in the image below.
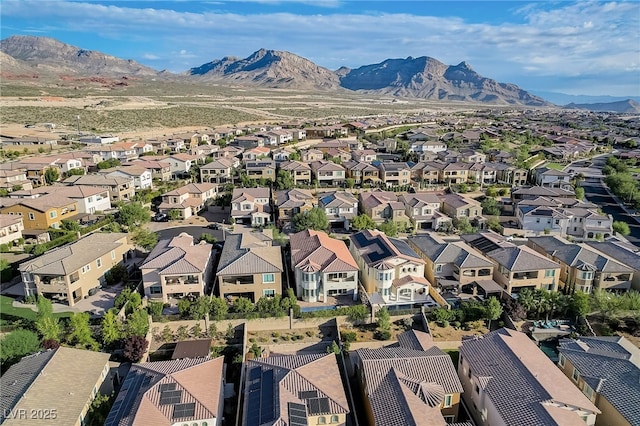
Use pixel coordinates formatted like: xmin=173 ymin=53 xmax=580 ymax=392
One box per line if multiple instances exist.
xmin=2 ymin=0 xmax=638 ymax=95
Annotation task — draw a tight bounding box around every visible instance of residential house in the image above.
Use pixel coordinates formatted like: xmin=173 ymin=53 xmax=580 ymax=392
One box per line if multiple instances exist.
xmin=317 ymin=191 xmax=358 ymax=230
xmin=275 ymin=189 xmax=315 ymax=230
xmin=458 ymin=328 xmax=600 ymax=426
xmin=565 ymin=207 xmax=613 ymax=239
xmin=360 ymin=190 xmax=409 ymax=225
xmin=216 ymin=229 xmax=283 ymax=302
xmin=527 ymin=236 xmax=633 ymax=293
xmin=271 ymin=147 xmax=295 ymax=163
xmin=511 ymin=186 xmax=576 ymax=204
xmin=215 ymin=145 xmax=244 ymax=161
xmin=166 ymin=137 xmax=186 ymax=153
xmin=190 ymin=144 xmax=219 ymax=158
xmin=301 ymin=149 xmax=324 ymax=163
xmin=351 ymin=149 xmax=377 ymax=162
xmin=468 ymin=162 xmax=496 ymax=185
xmin=583 ymin=239 xmax=640 ymax=290
xmin=0 ymin=168 xmax=33 ymax=191
xmin=1 ymin=193 xmax=78 ymax=230
xmin=408 ymin=233 xmax=497 ymax=296
xmin=354 ymin=330 xmax=466 ymax=425
xmin=0 ymin=214 xmax=24 ymax=246
xmin=158 ymin=183 xmax=217 ymax=219
xmin=19 ymin=233 xmax=132 ymax=305
xmin=171 ymin=131 xmax=210 ymax=148
xmin=131 ymin=159 xmax=172 ymax=181
xmin=349 ymin=229 xmax=430 ymax=306
xmin=79 ymin=134 xmax=119 ymax=144
xmin=533 ymin=166 xmax=572 ymax=189
xmin=106 ymin=166 xmax=153 ymax=190
xmin=411 ymin=162 xmax=440 ymax=186
xmin=516 ymin=204 xmax=572 ymax=236
xmin=243 ymin=353 xmax=350 ymax=426
xmin=440 ymin=162 xmax=471 ymax=185
xmin=490 ymin=162 xmax=528 ymax=186
xmin=166 ymin=153 xmax=198 ymax=178
xmin=242 ymin=146 xmax=271 ymax=162
xmin=145 ymin=137 xmax=169 ymax=153
xmin=557 ymin=336 xmax=640 ymax=426
xmin=401 ymin=193 xmax=450 ymax=231
xmin=376 ymin=161 xmax=412 ymax=187
xmin=141 ymin=233 xmax=214 ymax=303
xmin=343 ymin=161 xmax=380 ymax=185
xmin=63 ymin=174 xmax=136 ymax=202
xmin=278 ymin=160 xmax=312 ymax=186
xmin=306 ymin=126 xmax=348 ymax=139
xmin=440 ymin=193 xmax=482 ymax=220
xmin=463 ymin=231 xmax=561 ymax=295
xmin=266 ymin=129 xmax=293 ymax=145
xmin=409 ymin=140 xmax=448 ymax=154
xmin=28 ymin=185 xmax=112 ymax=215
xmin=310 ymin=160 xmax=346 ymax=187
xmin=85 ymin=141 xmax=152 ymax=162
xmin=290 ymin=230 xmax=359 ymax=302
xmin=0 ymin=347 xmax=111 ymax=426
xmin=231 ymin=188 xmax=272 ymax=226
xmin=459 ymin=150 xmax=486 ymax=163
xmin=291 ymin=128 xmax=306 ymax=140
xmin=245 ymin=160 xmax=276 ymax=182
xmin=105 ymin=356 xmax=225 ymax=426
xmin=200 ymin=158 xmax=236 ymax=184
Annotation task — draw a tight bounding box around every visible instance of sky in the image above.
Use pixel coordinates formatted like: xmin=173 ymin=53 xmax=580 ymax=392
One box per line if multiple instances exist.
xmin=1 ymin=0 xmax=639 ymax=97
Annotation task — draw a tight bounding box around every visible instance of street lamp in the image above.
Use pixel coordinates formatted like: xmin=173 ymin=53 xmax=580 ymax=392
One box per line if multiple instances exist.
xmin=76 ymin=115 xmax=81 ymax=136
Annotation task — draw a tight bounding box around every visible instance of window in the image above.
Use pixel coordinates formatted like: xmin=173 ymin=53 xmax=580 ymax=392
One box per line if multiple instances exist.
xmin=111 ymin=251 xmax=116 ymax=260
xmin=545 ymin=269 xmax=556 ymax=277
xmin=558 ymin=353 xmax=565 ymax=367
xmin=263 ymin=273 xmax=275 ymax=283
xmin=582 ymin=271 xmax=593 ymax=280
xmin=318 ymin=417 xmax=326 ymax=424
xmin=96 ymin=258 xmax=102 ymax=268
xmin=583 ymin=384 xmax=593 ymax=399
xmin=330 ymin=415 xmax=339 ymax=424
xmin=263 ymin=289 xmax=275 ymax=297
xmin=28 ymin=212 xmax=35 ymax=220
xmin=572 ymin=367 xmax=580 ymax=382
xmin=150 ymin=285 xmax=162 ymax=295
xmin=49 ymin=211 xmax=57 ymax=218
xmin=436 ymin=264 xmax=443 ymax=273
xmin=443 ymin=394 xmax=453 ymax=408
xmin=81 ymin=264 xmax=91 ymax=274
xmin=443 ymin=415 xmax=455 ymax=423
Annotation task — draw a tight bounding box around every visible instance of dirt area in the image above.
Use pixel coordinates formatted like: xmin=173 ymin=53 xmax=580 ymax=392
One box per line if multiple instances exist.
xmin=428 ymin=320 xmax=488 ymax=341
xmin=248 ymin=326 xmax=335 ymax=345
xmin=587 ymin=314 xmax=640 ymax=348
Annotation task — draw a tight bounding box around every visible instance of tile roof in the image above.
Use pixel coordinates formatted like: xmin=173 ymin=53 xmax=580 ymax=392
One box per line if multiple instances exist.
xmin=558 ymin=336 xmax=640 ymax=425
xmin=408 ymin=233 xmax=494 ymax=269
xmin=141 ymin=233 xmax=212 ymax=275
xmin=1 ymin=348 xmax=110 ymax=426
xmin=290 ymin=230 xmax=358 ymax=273
xmin=275 ymin=189 xmax=314 ymax=209
xmin=8 ymin=192 xmax=77 ymax=212
xmin=459 ymin=328 xmax=599 ymax=426
xmin=216 ymin=233 xmax=283 ymax=276
xmin=350 ymin=229 xmax=425 ymax=268
xmin=244 ymin=353 xmax=350 ymax=426
xmin=355 ymin=330 xmax=463 ymax=426
xmin=19 ymin=233 xmax=130 ymax=276
xmin=583 ymin=239 xmax=640 ymax=271
xmin=105 ymin=356 xmax=224 ymax=426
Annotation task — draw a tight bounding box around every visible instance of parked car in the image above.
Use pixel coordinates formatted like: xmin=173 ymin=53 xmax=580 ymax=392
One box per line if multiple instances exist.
xmin=207 ymin=222 xmax=220 ymax=230
xmin=153 ymin=213 xmax=168 ymax=222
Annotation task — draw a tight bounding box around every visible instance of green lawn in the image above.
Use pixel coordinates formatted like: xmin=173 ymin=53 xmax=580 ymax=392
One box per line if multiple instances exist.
xmin=0 ymin=296 xmax=72 ymax=321
xmin=544 ymin=162 xmax=565 ymax=170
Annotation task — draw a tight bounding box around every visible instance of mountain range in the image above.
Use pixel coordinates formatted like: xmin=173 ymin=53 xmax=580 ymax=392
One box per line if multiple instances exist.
xmin=564 ymin=99 xmax=640 ymax=114
xmin=0 ymin=34 xmax=614 ymax=108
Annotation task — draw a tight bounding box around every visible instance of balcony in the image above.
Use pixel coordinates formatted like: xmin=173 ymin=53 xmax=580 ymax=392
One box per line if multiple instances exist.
xmin=36 ymin=278 xmax=67 ymax=293
xmin=165 ymin=276 xmax=200 ymax=286
xmin=513 ymin=272 xmax=539 ymax=280
xmin=222 ymin=275 xmax=254 ymax=286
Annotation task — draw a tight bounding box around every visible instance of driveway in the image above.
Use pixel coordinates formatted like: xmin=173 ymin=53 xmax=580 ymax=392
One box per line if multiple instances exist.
xmin=73 ymin=283 xmax=124 ymax=317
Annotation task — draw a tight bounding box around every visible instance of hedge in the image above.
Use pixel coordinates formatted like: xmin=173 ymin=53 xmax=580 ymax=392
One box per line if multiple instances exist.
xmin=29 ymin=233 xmax=78 ymax=255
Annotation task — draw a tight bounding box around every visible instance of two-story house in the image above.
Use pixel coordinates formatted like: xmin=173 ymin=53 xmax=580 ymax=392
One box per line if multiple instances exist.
xmin=360 ymin=190 xmax=410 ymax=225
xmin=158 ymin=183 xmax=217 ymax=219
xmin=200 ymin=158 xmax=236 ymax=184
xmin=343 ymin=161 xmax=380 ymax=185
xmin=301 ymin=149 xmax=324 ymax=163
xmin=245 ymin=160 xmax=276 ymax=182
xmin=216 ymin=229 xmax=283 ymax=302
xmin=401 ymin=193 xmax=450 ymax=231
xmin=310 ymin=160 xmax=346 ymax=187
xmin=231 ymin=188 xmax=272 ymax=226
xmin=19 ymin=233 xmax=133 ymax=306
xmin=63 ymin=174 xmax=136 ymax=202
xmin=242 ymin=146 xmax=271 ymax=162
xmin=275 ymin=189 xmax=315 ymax=230
xmin=349 ymin=229 xmax=430 ymax=306
xmin=351 ymin=149 xmax=377 ymax=162
xmin=290 ymin=230 xmax=359 ymax=302
xmin=376 ymin=162 xmax=411 ymax=187
xmin=527 ymin=236 xmax=633 ymax=293
xmin=440 ymin=193 xmax=482 ymax=220
xmin=0 ymin=214 xmax=24 ymax=246
xmin=463 ymin=231 xmax=561 ymax=296
xmin=557 ymin=336 xmax=640 ymax=426
xmin=108 ymin=165 xmax=153 ymax=190
xmin=278 ymin=160 xmax=312 ymax=186
xmin=459 ymin=328 xmax=600 ymax=426
xmin=29 ymin=185 xmax=111 ymax=215
xmin=131 ymin=159 xmax=172 ymax=181
xmin=0 ymin=168 xmax=33 ymax=192
xmin=141 ymin=233 xmax=214 ymax=303
xmin=167 ymin=153 xmax=198 ymax=178
xmin=533 ymin=166 xmax=572 ymax=189
xmin=1 ymin=193 xmax=78 ymax=230
xmin=317 ymin=191 xmax=358 ymax=230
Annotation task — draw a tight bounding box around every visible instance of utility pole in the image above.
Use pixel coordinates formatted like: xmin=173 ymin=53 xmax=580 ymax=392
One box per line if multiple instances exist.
xmin=76 ymin=115 xmax=81 ymax=136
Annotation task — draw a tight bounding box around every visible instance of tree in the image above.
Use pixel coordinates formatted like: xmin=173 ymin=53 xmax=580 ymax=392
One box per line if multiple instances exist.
xmin=132 ymin=227 xmax=158 ymax=250
xmin=232 ymin=297 xmax=255 ymax=314
xmin=116 ymin=203 xmax=150 ymax=227
xmin=105 ymin=264 xmax=129 ymax=286
xmin=147 ymin=301 xmax=164 ymax=319
xmin=592 ymin=289 xmax=620 ymax=322
xmin=376 ymin=307 xmax=391 ymax=331
xmin=452 ymin=217 xmax=475 ymax=234
xmin=126 ymin=309 xmax=149 ymax=337
xmin=574 ymin=186 xmax=585 ymax=200
xmin=44 ymin=167 xmax=59 ymax=184
xmin=486 ymin=186 xmax=498 ymax=197
xmin=345 ymin=178 xmax=355 ymax=189
xmin=35 ymin=296 xmax=61 ymax=341
xmin=481 ymin=197 xmax=500 ymax=216
xmin=67 ymin=312 xmax=99 ymax=350
xmin=97 ymin=159 xmax=122 ymax=169
xmin=293 ymin=207 xmax=329 ymax=232
xmin=613 ymin=221 xmax=631 ymax=236
xmin=347 ymin=304 xmax=369 ymax=323
xmin=210 ymin=297 xmax=229 ymax=320
xmin=377 ymin=220 xmax=399 ymax=237
xmin=351 ymin=214 xmax=376 ymax=231
xmin=569 ymin=290 xmax=591 ymax=318
xmin=123 ymin=335 xmax=148 ymax=362
xmin=189 ymin=296 xmax=211 ymax=320
xmin=0 ymin=329 xmax=40 ymax=363
xmin=114 ymin=288 xmax=142 ymax=313
xmin=85 ymin=392 xmax=113 ymax=426
xmin=101 ymin=310 xmax=122 ymax=346
xmin=275 ymin=170 xmax=295 ymax=190
xmin=484 ymin=297 xmax=503 ymax=329
xmin=487 ymin=217 xmax=503 ymax=233
xmin=65 ymin=168 xmax=85 ymax=177
xmin=168 ymin=209 xmax=181 ymax=220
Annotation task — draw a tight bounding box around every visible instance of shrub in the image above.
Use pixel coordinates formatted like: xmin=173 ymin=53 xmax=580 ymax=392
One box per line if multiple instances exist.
xmin=375 ymin=330 xmax=392 ymax=341
xmin=123 ymin=335 xmax=148 ymax=362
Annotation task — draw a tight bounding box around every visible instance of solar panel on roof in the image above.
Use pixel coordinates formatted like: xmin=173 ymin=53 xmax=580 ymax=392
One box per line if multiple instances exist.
xmin=159 ymin=383 xmax=176 ymax=392
xmin=392 ymin=238 xmax=419 ymax=258
xmin=249 ymin=366 xmax=262 ymax=381
xmin=299 ymin=390 xmax=318 ymax=399
xmin=307 ymin=397 xmax=330 ymax=415
xmin=159 ymin=389 xmax=182 ymax=405
xmin=288 ymin=402 xmax=308 ymax=426
xmin=260 ymin=369 xmax=275 ymax=421
xmin=172 ymin=402 xmax=196 ymax=419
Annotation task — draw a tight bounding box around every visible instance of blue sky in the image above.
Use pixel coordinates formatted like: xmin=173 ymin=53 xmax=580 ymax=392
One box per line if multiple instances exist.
xmin=2 ymin=0 xmax=639 ymax=97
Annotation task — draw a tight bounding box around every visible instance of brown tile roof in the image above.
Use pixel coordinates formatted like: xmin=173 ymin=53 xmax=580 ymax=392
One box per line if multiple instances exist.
xmin=141 ymin=233 xmax=212 ymax=275
xmin=171 ymin=339 xmax=213 ymax=360
xmin=290 ymin=230 xmax=358 ymax=273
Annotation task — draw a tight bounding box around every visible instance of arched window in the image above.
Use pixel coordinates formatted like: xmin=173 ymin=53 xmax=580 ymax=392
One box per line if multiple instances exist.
xmin=318 ymin=417 xmax=327 ymax=425
xmin=331 ymin=415 xmax=339 ymax=423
